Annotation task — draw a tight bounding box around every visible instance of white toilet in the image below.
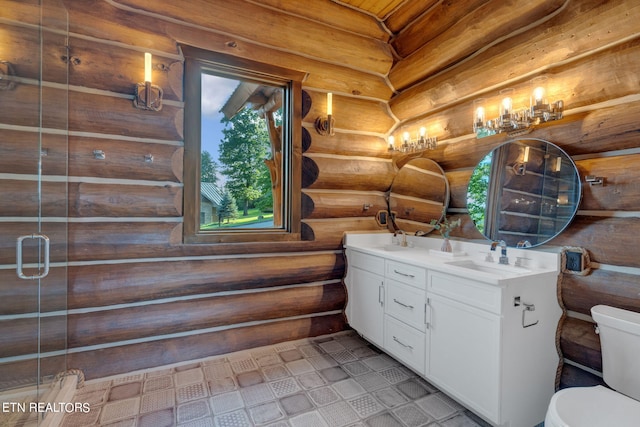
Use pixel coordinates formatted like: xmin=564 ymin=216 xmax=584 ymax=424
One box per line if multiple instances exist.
xmin=545 ymin=305 xmax=640 ymax=426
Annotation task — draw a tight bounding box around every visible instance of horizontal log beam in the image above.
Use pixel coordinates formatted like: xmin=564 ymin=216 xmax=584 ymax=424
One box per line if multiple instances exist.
xmin=1 ymin=180 xmax=67 ymax=217
xmin=302 ymin=190 xmax=387 ymax=219
xmin=552 ymin=216 xmax=640 ymax=268
xmin=69 ymin=182 xmax=182 ymax=217
xmin=446 ymin=170 xmax=473 ymax=210
xmin=65 ymin=222 xmax=344 ymax=261
xmin=68 ymin=282 xmax=345 ymax=348
xmin=68 ymin=252 xmax=344 ymax=308
xmin=561 ymin=269 xmax=640 ymax=316
xmin=70 ymin=91 xmax=183 ymax=140
xmin=301 ymin=218 xmax=383 ymax=246
xmin=576 ymin=154 xmax=640 ymax=211
xmin=67 ymin=313 xmax=346 ymax=380
xmin=0 ymin=222 xmax=68 ymax=264
xmin=113 ymin=0 xmax=392 ymax=75
xmin=0 ymin=23 xmax=67 ymax=84
xmin=0 ymin=268 xmax=67 ymax=315
xmin=560 ymin=317 xmax=602 ymax=372
xmin=0 ymin=355 xmax=66 ymax=392
xmin=0 ymin=85 xmax=67 ymax=130
xmin=303 ymin=130 xmax=391 ymax=158
xmin=0 ymin=131 xmax=68 ymax=176
xmin=0 ymin=316 xmax=66 ymax=358
xmin=68 ymin=37 xmax=182 ymax=102
xmin=70 ymin=137 xmax=183 ymax=182
xmin=304 ymin=91 xmax=395 ymax=134
xmin=389 ymin=196 xmax=444 ymax=225
xmin=302 ymin=155 xmax=394 ymax=191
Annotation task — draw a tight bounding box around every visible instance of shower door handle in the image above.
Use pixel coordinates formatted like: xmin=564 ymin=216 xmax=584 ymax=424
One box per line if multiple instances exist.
xmin=16 ymin=234 xmax=50 ymax=280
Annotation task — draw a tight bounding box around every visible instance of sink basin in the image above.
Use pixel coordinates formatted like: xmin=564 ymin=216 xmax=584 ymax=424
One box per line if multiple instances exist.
xmin=445 ymin=259 xmax=531 ymax=278
xmin=381 ymin=244 xmax=411 ymax=252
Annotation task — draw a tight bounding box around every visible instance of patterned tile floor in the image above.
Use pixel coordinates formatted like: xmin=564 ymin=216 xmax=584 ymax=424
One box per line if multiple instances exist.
xmin=60 ymin=331 xmax=491 ymax=427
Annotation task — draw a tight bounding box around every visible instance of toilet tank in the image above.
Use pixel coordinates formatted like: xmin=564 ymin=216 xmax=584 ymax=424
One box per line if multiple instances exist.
xmin=591 ymin=305 xmax=640 ymax=401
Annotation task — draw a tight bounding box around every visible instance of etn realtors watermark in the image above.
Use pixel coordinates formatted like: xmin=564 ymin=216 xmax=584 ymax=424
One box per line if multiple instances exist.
xmin=2 ymin=401 xmax=90 ymax=414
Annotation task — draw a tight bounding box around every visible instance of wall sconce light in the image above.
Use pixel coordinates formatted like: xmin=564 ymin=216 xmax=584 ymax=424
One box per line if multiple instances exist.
xmin=133 ymin=53 xmax=163 ymax=111
xmin=0 ymin=60 xmax=17 ymax=91
xmin=388 ymin=126 xmax=437 ymax=153
xmin=315 ymin=92 xmax=334 ymax=136
xmin=473 ymin=77 xmax=563 ymax=138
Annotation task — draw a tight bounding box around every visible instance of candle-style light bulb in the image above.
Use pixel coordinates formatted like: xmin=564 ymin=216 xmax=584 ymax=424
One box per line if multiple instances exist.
xmin=475 ymin=106 xmax=485 ymax=124
xmin=502 ymin=96 xmax=512 ymax=115
xmin=419 ymin=127 xmax=426 ymax=138
xmin=533 ymin=86 xmax=545 ymax=104
xmin=144 ymin=52 xmax=152 ymax=83
xmin=523 ymin=146 xmax=530 ymax=163
xmin=388 ymin=136 xmax=395 ymax=150
xmin=326 ymin=93 xmax=332 ymax=116
xmin=403 ymin=131 xmax=410 ymax=143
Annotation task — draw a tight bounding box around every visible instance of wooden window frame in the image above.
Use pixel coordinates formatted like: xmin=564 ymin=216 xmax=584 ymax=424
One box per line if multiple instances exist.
xmin=182 ymin=46 xmax=303 ymax=244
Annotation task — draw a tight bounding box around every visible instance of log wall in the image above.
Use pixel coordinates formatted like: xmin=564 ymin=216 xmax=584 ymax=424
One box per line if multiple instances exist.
xmin=0 ymin=0 xmax=395 ymax=383
xmin=387 ymin=0 xmax=640 ymax=390
xmin=3 ymin=0 xmax=639 ymax=389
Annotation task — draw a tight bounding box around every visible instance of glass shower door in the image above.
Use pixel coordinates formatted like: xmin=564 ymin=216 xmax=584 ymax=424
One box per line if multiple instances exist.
xmin=0 ymin=1 xmax=69 ymax=425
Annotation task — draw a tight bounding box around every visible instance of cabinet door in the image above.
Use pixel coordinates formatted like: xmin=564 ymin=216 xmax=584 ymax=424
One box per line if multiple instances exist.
xmin=348 ymin=267 xmax=384 ymax=347
xmin=428 ymin=293 xmax=501 ymax=424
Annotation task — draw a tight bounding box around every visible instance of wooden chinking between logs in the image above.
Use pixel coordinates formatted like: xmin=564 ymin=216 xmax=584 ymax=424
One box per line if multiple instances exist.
xmin=1 ymin=0 xmax=640 ymax=389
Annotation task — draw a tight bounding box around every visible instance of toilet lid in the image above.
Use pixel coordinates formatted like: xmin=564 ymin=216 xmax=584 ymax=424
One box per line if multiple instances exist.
xmin=549 ymin=385 xmax=640 ymax=427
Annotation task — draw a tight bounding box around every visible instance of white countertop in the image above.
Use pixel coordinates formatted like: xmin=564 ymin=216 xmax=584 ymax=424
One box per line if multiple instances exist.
xmin=343 ymin=232 xmax=560 ymax=285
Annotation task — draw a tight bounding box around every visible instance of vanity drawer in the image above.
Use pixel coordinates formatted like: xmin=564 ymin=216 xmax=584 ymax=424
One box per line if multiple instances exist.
xmin=428 ymin=271 xmax=502 ymax=314
xmin=386 ymin=279 xmax=426 ymax=332
xmin=386 ymin=260 xmax=426 ymax=289
xmin=384 ymin=315 xmax=426 ymax=375
xmin=347 ymin=249 xmax=385 ymax=276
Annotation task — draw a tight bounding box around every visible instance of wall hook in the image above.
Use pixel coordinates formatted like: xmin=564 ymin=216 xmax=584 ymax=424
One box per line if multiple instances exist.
xmin=93 ymin=149 xmax=106 ymax=160
xmin=144 ymin=154 xmax=154 ymax=163
xmin=585 ymin=176 xmax=604 ymax=186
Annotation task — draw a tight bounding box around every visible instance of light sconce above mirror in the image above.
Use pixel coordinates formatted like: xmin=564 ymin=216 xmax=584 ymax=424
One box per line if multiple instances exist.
xmin=315 ymin=92 xmax=335 ymax=136
xmin=473 ymin=76 xmax=563 ymax=138
xmin=133 ymin=53 xmax=163 ymax=111
xmin=388 ymin=127 xmax=437 ymax=153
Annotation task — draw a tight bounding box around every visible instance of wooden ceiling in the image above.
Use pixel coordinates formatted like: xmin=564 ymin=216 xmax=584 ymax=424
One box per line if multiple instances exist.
xmin=335 ymin=0 xmax=440 ymax=33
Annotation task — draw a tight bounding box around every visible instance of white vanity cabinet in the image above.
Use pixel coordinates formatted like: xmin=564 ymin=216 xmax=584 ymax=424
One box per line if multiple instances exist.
xmin=344 ymin=249 xmax=428 ymax=373
xmin=384 ymin=260 xmax=427 ymax=375
xmin=426 ymin=270 xmax=561 ymax=427
xmin=343 ymin=234 xmax=561 ymax=427
xmin=344 ymin=248 xmax=385 ymax=347
xmin=427 ymin=271 xmax=502 ymax=423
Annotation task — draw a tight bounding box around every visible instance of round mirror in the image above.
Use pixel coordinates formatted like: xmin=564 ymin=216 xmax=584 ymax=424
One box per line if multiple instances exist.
xmin=388 ymin=157 xmax=449 ymax=234
xmin=467 ymin=138 xmax=581 ymax=247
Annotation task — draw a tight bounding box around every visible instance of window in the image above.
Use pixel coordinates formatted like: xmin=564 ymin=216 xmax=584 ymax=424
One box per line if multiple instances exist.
xmin=182 ymin=46 xmax=303 ymax=244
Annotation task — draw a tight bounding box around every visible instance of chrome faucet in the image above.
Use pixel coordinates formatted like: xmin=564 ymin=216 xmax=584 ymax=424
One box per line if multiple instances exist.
xmin=395 ymin=230 xmax=408 ymax=247
xmin=498 ymin=240 xmax=509 ymax=265
xmin=490 ymin=240 xmax=509 ymax=264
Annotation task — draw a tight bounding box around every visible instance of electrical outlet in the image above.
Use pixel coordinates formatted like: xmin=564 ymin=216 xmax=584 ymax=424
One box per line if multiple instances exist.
xmin=565 ymin=251 xmax=583 ymax=272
